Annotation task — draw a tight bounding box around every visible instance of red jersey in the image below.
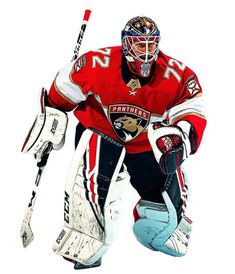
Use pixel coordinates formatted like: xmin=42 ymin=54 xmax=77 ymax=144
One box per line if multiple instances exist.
xmin=48 ymin=46 xmax=206 ymax=154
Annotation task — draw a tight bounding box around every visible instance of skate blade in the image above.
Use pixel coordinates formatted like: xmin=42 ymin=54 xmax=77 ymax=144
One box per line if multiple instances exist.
xmin=74 ymin=258 xmax=102 ymax=270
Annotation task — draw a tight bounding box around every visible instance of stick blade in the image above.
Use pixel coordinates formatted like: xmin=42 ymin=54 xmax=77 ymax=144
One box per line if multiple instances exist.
xmin=20 ymin=221 xmax=34 ymax=248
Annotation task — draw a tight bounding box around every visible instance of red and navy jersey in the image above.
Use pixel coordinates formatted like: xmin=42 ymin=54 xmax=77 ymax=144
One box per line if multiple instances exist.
xmin=48 ymin=46 xmax=206 ymax=154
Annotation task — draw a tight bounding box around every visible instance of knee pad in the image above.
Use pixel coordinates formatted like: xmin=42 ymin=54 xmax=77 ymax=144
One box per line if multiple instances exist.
xmin=53 ymin=128 xmax=130 ymax=265
xmin=133 ymin=171 xmax=192 ymax=257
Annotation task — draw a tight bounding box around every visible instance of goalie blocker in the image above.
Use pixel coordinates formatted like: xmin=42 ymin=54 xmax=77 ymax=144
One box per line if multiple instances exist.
xmin=53 ymin=127 xmax=130 ymax=266
xmin=22 ymin=88 xmax=68 ymax=160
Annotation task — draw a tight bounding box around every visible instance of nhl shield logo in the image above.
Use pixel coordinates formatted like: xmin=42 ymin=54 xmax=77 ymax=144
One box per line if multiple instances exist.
xmin=108 ymin=104 xmax=151 ymax=142
xmin=74 ymin=54 xmax=87 ymax=72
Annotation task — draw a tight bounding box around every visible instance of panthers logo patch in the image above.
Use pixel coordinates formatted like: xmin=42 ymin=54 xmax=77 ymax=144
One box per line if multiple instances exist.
xmin=108 ymin=104 xmax=151 ymax=142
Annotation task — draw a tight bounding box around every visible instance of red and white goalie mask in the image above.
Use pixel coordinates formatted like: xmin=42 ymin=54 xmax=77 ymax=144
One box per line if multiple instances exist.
xmin=122 ymin=16 xmax=160 ymax=77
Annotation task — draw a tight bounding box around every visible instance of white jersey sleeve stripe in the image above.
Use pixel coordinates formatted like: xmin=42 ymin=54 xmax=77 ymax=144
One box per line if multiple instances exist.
xmin=55 ymin=61 xmax=91 ymax=104
xmin=168 ymin=95 xmax=206 ymax=124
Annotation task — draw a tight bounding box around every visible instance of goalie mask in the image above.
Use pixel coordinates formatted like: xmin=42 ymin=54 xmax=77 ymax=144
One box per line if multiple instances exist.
xmin=121 ymin=16 xmax=160 ymax=77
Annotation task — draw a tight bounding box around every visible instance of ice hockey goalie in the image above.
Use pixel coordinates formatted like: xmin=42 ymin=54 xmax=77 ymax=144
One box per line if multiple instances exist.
xmin=23 ymin=15 xmax=206 ymax=269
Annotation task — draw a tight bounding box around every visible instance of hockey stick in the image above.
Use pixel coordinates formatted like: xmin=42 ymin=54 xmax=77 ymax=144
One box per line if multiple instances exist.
xmin=20 ymin=143 xmax=53 ymax=247
xmin=20 ymin=9 xmax=92 ymax=248
xmin=72 ymin=9 xmax=91 ymax=61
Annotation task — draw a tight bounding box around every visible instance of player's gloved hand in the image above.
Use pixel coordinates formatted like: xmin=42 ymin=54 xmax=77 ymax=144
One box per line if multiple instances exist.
xmin=22 ymin=88 xmax=68 ymax=162
xmin=148 ymin=122 xmax=191 ymax=174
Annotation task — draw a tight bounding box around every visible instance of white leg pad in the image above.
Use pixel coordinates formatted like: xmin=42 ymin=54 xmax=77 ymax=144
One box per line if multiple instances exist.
xmin=53 ymin=227 xmax=108 ymax=265
xmin=133 ymin=191 xmax=192 ymax=257
xmin=53 ymin=128 xmax=130 ymax=265
xmin=161 ymin=215 xmax=192 ymax=256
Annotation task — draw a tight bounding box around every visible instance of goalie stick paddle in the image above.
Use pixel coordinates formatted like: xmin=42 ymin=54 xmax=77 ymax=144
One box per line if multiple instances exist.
xmin=20 ymin=9 xmax=92 ymax=248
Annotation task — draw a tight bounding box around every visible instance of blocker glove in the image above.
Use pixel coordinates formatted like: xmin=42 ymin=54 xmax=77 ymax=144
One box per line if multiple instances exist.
xmin=22 ymin=88 xmax=68 ymax=162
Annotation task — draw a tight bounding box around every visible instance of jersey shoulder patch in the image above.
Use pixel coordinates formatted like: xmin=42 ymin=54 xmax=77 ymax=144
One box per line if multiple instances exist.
xmin=185 ymin=74 xmax=201 ymax=97
xmin=74 ymin=53 xmax=87 ymax=72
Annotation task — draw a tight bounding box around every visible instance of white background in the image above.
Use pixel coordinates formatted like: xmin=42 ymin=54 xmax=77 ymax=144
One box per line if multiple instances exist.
xmin=0 ymin=0 xmax=234 ymax=273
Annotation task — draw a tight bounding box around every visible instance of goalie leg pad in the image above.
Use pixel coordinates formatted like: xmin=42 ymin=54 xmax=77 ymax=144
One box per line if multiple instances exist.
xmin=53 ymin=227 xmax=107 ymax=265
xmin=133 ymin=193 xmax=178 ymax=252
xmin=53 ymin=128 xmax=130 ymax=265
xmin=133 ymin=169 xmax=192 ymax=257
xmin=133 ymin=194 xmax=192 ymax=256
